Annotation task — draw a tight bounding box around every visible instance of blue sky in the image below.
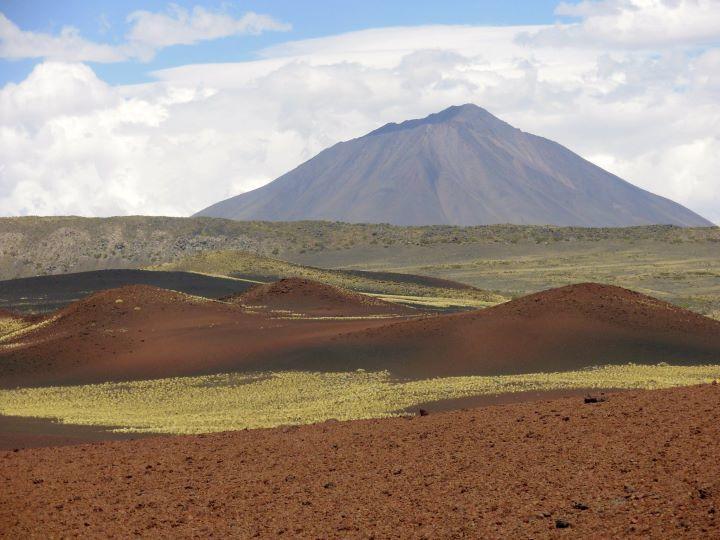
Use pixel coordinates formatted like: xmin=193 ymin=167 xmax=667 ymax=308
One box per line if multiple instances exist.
xmin=1 ymin=0 xmax=564 ymax=85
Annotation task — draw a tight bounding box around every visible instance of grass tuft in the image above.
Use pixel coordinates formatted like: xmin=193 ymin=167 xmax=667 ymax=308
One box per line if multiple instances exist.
xmin=1 ymin=364 xmax=719 ymax=435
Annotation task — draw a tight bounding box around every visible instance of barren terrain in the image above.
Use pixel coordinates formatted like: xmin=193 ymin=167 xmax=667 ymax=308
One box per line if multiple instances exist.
xmin=0 ymin=283 xmax=408 ymax=388
xmin=3 ymin=282 xmax=720 ymax=389
xmin=3 ymin=384 xmax=719 ymax=538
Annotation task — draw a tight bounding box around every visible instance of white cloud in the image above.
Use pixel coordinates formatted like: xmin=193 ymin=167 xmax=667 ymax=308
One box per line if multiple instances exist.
xmin=0 ymin=13 xmax=126 ymax=62
xmin=1 ymin=18 xmax=718 ymax=223
xmin=0 ymin=6 xmax=290 ymax=63
xmin=522 ymin=0 xmax=720 ymax=49
xmin=126 ymin=5 xmax=290 ymax=53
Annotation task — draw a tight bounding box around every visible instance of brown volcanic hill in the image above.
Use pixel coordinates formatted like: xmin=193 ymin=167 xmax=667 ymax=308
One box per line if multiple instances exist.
xmin=228 ymin=277 xmax=414 ymax=316
xmin=196 ymin=104 xmax=712 ymax=227
xmin=56 ymin=284 xmax=212 ymax=319
xmin=4 ymin=282 xmax=720 ymax=389
xmin=0 ymin=285 xmax=247 ymax=387
xmin=0 ymin=284 xmax=407 ymax=388
xmin=295 ymin=283 xmax=720 ymax=377
xmin=3 ymin=384 xmax=720 ymax=538
xmin=27 ymin=284 xmax=236 ymax=341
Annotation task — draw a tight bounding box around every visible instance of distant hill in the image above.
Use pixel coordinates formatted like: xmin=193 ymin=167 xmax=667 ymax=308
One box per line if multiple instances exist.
xmin=0 ymin=216 xmax=717 ymax=280
xmin=196 ymin=104 xmax=712 ymax=227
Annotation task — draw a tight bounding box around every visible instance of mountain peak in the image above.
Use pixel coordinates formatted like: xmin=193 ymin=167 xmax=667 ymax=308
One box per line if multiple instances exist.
xmin=366 ymin=103 xmax=510 ymax=137
xmin=196 ymin=105 xmax=713 ymax=228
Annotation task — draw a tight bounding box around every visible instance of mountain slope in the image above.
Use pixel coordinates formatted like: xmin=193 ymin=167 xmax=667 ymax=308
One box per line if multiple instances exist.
xmin=196 ymin=104 xmax=712 ymax=227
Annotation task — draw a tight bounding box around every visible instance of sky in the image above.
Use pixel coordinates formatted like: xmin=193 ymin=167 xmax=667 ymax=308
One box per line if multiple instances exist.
xmin=0 ymin=0 xmax=719 ymax=223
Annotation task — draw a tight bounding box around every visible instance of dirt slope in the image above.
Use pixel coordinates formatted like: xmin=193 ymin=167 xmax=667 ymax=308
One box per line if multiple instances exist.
xmin=3 ymin=282 xmax=719 ymax=388
xmin=3 ymin=384 xmax=720 ymax=538
xmin=296 ymin=283 xmax=720 ymax=377
xmin=0 ymin=285 xmax=404 ymax=388
xmin=228 ymin=277 xmax=415 ymax=316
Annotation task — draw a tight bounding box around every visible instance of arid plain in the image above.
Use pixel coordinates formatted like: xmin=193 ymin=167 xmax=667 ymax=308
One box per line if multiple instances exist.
xmin=2 ymin=221 xmax=720 ymax=537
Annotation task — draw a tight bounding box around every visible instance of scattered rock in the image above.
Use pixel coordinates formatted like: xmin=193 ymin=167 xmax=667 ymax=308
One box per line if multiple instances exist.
xmin=555 ymin=519 xmax=571 ymax=529
xmin=537 ymin=511 xmax=552 ymax=518
xmin=572 ymin=502 xmax=589 ymax=510
xmin=584 ymin=395 xmax=607 ymax=404
xmin=418 ymin=409 xmax=429 ymax=417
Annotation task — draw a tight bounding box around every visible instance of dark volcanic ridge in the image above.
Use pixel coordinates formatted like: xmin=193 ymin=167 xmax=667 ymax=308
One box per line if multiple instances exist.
xmin=0 ymin=269 xmax=256 ymax=315
xmin=3 ymin=384 xmax=720 ymax=537
xmin=196 ymin=104 xmax=711 ymax=227
xmin=226 ymin=277 xmax=415 ymax=316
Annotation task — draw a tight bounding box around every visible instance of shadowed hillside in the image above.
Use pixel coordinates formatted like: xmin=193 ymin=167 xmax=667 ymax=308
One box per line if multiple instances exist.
xmin=288 ymin=283 xmax=720 ymax=377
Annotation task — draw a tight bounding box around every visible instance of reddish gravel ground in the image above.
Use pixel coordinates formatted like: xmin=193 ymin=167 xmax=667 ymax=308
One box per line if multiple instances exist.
xmin=2 ymin=384 xmax=720 ymax=538
xmin=227 ymin=277 xmax=414 ymax=316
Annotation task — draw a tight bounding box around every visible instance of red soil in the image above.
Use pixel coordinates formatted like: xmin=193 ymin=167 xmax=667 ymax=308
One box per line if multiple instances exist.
xmin=2 ymin=282 xmax=720 ymax=387
xmin=314 ymin=283 xmax=720 ymax=377
xmin=3 ymin=384 xmax=720 ymax=538
xmin=0 ymin=285 xmax=406 ymax=388
xmin=227 ymin=277 xmax=414 ymax=316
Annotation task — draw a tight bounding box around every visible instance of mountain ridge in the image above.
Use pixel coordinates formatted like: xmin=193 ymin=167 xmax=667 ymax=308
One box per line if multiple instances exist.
xmin=196 ymin=104 xmax=711 ymax=227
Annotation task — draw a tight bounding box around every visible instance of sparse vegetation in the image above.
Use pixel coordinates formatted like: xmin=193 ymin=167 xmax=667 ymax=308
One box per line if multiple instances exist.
xmin=0 ymin=315 xmax=58 ymax=345
xmin=0 ymin=216 xmax=716 ymax=277
xmin=2 ymin=216 xmax=718 ymax=316
xmin=1 ymin=364 xmax=718 ymax=435
xmin=0 ymin=315 xmax=29 ymax=338
xmin=304 ymin=240 xmax=720 ymax=318
xmin=149 ymin=250 xmax=504 ymax=306
xmin=366 ymin=293 xmax=496 ymax=309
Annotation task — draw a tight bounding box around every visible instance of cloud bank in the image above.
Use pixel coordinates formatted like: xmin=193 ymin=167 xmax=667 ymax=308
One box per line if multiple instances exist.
xmin=1 ymin=1 xmax=718 ymax=223
xmin=0 ymin=6 xmax=290 ymax=62
xmin=523 ymin=0 xmax=720 ymax=49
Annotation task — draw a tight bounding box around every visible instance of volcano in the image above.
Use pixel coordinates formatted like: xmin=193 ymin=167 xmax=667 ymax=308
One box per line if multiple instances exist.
xmin=196 ymin=104 xmax=711 ymax=227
